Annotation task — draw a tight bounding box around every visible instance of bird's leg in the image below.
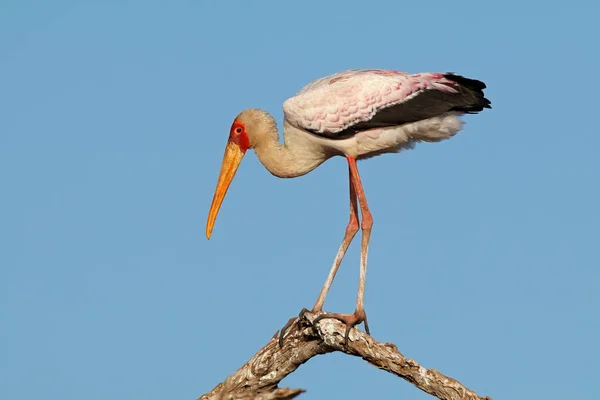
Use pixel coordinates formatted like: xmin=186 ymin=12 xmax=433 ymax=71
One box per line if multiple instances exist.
xmin=278 ymin=163 xmax=359 ymax=347
xmin=313 ymin=157 xmax=372 ymax=345
xmin=311 ymin=164 xmax=360 ymax=312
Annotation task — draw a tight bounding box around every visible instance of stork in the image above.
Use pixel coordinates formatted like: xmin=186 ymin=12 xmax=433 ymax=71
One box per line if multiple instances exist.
xmin=206 ymin=69 xmax=491 ymax=344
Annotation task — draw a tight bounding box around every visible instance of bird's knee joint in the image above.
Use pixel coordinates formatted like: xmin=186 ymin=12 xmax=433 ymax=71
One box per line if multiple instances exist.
xmin=361 ymin=214 xmax=373 ymax=231
xmin=346 ymin=218 xmax=359 ymax=234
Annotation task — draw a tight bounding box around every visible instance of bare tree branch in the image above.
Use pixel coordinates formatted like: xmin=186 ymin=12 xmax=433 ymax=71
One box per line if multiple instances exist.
xmin=198 ymin=311 xmax=492 ymax=400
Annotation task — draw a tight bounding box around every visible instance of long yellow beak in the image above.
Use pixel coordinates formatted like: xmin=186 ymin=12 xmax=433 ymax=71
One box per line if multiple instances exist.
xmin=206 ymin=140 xmax=246 ymax=239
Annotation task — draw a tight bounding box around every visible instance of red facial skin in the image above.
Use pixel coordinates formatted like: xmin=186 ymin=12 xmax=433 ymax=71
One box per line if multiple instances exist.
xmin=229 ymin=121 xmax=250 ymax=153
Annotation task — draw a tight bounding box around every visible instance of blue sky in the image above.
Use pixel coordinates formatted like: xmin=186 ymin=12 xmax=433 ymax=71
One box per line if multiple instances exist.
xmin=1 ymin=1 xmax=599 ymax=399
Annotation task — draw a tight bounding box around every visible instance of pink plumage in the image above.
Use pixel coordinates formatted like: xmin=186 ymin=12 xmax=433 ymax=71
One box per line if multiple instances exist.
xmin=283 ymin=69 xmax=476 ymax=135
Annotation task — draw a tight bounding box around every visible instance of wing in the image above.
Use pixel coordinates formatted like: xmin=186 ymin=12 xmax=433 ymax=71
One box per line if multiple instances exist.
xmin=283 ymin=69 xmax=491 ymax=139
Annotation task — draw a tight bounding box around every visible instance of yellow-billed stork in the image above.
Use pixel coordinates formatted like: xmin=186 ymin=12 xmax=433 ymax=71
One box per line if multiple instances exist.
xmin=206 ymin=69 xmax=491 ymax=344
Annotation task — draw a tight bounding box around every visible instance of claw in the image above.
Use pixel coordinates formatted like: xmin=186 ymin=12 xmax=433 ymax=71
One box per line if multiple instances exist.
xmin=298 ymin=307 xmax=310 ymax=321
xmin=312 ymin=310 xmax=369 ymax=346
xmin=278 ymin=308 xmax=311 ymax=347
xmin=279 ymin=308 xmax=370 ymax=347
xmin=278 ymin=317 xmax=297 ymax=347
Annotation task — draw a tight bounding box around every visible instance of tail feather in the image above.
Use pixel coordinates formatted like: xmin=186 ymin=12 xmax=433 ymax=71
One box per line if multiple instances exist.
xmin=444 ymin=73 xmax=492 ymax=113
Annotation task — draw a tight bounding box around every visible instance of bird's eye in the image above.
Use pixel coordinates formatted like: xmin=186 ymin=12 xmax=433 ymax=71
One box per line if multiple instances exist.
xmin=234 ymin=127 xmax=243 ymax=134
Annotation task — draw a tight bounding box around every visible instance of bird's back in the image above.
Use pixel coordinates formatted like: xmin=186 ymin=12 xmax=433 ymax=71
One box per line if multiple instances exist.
xmin=283 ymin=69 xmax=490 ymax=139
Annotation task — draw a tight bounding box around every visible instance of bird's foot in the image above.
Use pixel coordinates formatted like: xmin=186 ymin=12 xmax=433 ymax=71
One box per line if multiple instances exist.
xmin=312 ymin=309 xmax=370 ymax=346
xmin=278 ymin=308 xmax=312 ymax=347
xmin=278 ymin=308 xmax=370 ymax=347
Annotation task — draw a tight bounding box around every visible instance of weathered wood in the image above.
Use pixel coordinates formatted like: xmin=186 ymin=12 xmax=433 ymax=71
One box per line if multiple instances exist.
xmin=198 ymin=311 xmax=491 ymax=400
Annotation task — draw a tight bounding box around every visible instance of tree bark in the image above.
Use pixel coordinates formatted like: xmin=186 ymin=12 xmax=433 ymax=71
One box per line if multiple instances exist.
xmin=198 ymin=311 xmax=492 ymax=400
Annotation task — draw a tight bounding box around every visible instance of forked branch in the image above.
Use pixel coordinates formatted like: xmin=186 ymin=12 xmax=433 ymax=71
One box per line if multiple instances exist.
xmin=198 ymin=311 xmax=492 ymax=400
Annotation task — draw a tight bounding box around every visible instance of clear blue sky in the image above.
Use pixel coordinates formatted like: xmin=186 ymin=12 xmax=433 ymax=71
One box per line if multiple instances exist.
xmin=2 ymin=1 xmax=599 ymax=399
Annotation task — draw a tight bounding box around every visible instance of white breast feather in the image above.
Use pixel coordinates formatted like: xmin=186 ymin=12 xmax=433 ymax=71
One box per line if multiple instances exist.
xmin=355 ymin=113 xmax=464 ymax=159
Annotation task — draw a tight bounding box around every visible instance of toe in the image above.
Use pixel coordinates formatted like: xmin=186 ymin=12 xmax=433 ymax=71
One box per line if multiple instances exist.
xmin=278 ymin=316 xmax=297 ymax=347
xmin=312 ymin=312 xmax=368 ymax=346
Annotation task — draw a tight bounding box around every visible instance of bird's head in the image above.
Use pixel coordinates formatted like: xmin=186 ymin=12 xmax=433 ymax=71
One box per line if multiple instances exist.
xmin=206 ymin=109 xmax=276 ymax=239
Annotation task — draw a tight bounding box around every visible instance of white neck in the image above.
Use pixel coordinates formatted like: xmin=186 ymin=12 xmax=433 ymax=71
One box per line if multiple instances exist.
xmin=253 ymin=120 xmax=329 ymax=179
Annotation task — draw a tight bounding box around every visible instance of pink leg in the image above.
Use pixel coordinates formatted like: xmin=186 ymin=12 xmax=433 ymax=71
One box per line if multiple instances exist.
xmin=312 ymin=163 xmax=360 ymax=312
xmin=278 ymin=161 xmax=360 ymax=346
xmin=313 ymin=157 xmax=372 ymax=345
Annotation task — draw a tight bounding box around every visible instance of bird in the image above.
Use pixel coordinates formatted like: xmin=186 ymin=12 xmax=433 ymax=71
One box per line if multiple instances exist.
xmin=206 ymin=69 xmax=491 ymax=344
